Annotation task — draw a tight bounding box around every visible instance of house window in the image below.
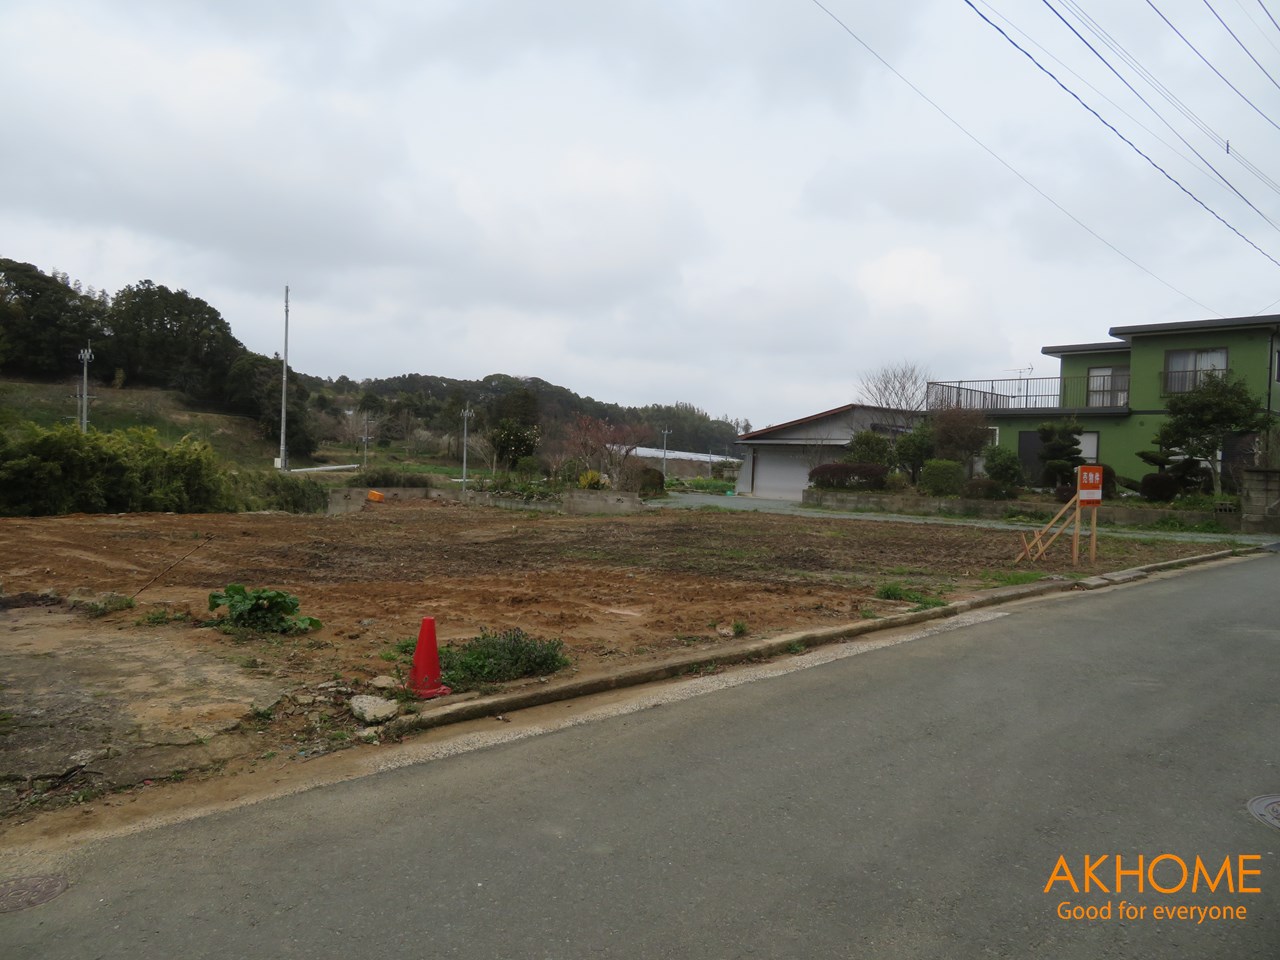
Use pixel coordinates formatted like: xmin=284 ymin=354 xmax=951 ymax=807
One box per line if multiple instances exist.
xmin=1017 ymin=429 xmax=1100 ymax=480
xmin=1087 ymin=366 xmax=1129 ymax=407
xmin=1163 ymin=348 xmax=1226 ymax=394
xmin=1078 ymin=431 xmax=1099 ymax=464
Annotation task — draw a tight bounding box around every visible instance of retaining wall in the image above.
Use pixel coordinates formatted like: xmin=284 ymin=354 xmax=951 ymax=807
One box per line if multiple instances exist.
xmin=1241 ymin=468 xmax=1280 ymax=534
xmin=801 ymin=488 xmax=1233 ymax=530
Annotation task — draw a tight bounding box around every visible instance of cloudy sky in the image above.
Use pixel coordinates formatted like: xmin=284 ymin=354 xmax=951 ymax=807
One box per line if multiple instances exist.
xmin=4 ymin=1 xmax=1279 ymax=429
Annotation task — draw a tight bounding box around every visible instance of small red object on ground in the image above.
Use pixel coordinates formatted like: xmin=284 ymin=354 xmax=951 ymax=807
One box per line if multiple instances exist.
xmin=407 ymin=616 xmax=452 ymax=698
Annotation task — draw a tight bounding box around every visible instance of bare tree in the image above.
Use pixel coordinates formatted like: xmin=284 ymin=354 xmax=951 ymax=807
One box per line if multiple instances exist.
xmin=566 ymin=414 xmax=653 ymax=487
xmin=856 ymin=361 xmax=932 ymax=431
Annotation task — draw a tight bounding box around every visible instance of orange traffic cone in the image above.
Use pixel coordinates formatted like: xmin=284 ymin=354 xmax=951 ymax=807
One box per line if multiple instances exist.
xmin=407 ymin=616 xmax=451 ymax=698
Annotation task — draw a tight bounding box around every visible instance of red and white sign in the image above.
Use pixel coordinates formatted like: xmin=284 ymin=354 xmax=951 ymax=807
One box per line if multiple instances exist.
xmin=1077 ymin=465 xmax=1103 ymax=504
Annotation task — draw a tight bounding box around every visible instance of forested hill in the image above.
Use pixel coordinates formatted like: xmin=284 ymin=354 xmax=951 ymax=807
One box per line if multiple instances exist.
xmin=0 ymin=259 xmax=747 ymax=458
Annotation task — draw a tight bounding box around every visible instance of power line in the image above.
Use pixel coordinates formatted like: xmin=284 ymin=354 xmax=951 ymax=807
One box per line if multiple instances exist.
xmin=1257 ymin=0 xmax=1280 ymax=37
xmin=1229 ymin=0 xmax=1280 ymax=59
xmin=977 ymin=0 xmax=1221 ymax=187
xmin=965 ymin=0 xmax=1280 ymax=270
xmin=1056 ymin=0 xmax=1280 ymax=199
xmin=804 ymin=0 xmax=1220 ymax=314
xmin=1201 ymin=0 xmax=1280 ymax=92
xmin=1144 ymin=0 xmax=1280 ymax=133
xmin=1041 ymin=0 xmax=1280 ymax=230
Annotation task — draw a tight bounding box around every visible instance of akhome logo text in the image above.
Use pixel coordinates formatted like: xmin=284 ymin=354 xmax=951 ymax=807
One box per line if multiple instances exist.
xmin=1045 ymin=854 xmax=1261 ymax=923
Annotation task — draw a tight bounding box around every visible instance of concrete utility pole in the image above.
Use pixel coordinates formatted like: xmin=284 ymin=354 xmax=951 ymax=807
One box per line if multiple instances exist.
xmin=661 ymin=427 xmax=671 ymax=479
xmin=279 ymin=285 xmax=289 ymax=471
xmin=461 ymin=403 xmax=475 ymax=492
xmin=77 ymin=342 xmax=93 ymax=432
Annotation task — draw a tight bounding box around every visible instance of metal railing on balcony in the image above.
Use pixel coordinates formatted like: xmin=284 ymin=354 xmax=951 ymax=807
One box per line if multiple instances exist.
xmin=1161 ymin=367 xmax=1231 ymax=395
xmin=926 ymin=375 xmax=1129 ymax=413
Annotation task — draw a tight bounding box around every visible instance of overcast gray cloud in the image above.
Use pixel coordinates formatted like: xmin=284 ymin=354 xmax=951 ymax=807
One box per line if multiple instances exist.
xmin=3 ymin=0 xmax=1279 ymax=429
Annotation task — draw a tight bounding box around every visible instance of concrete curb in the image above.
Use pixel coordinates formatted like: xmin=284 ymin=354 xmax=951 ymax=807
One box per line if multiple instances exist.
xmin=1073 ymin=548 xmax=1246 ymax=590
xmin=382 ymin=546 xmax=1261 ymax=740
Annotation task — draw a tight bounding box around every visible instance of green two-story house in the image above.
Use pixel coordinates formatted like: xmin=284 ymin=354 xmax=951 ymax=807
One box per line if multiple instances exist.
xmin=928 ymin=315 xmax=1280 ymax=484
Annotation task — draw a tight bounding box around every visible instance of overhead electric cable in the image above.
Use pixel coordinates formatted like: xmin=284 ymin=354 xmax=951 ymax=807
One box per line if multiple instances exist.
xmin=1144 ymin=0 xmax=1280 ymax=132
xmin=1254 ymin=0 xmax=1280 ymax=37
xmin=964 ymin=0 xmax=1280 ymax=270
xmin=977 ymin=0 xmax=1222 ymax=186
xmin=804 ymin=0 xmax=1220 ymax=314
xmin=1007 ymin=0 xmax=1280 ymax=201
xmin=1041 ymin=0 xmax=1280 ymax=230
xmin=1201 ymin=0 xmax=1280 ymax=92
xmin=1057 ymin=0 xmax=1280 ymax=199
xmin=1230 ymin=0 xmax=1280 ymax=58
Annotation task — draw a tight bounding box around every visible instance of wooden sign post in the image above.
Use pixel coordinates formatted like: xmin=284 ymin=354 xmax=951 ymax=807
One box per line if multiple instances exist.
xmin=1076 ymin=465 xmax=1103 ymax=565
xmin=1015 ymin=465 xmax=1103 ymax=566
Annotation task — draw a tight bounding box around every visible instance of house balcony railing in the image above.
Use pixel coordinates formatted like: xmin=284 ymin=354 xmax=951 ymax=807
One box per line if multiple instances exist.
xmin=1161 ymin=367 xmax=1232 ymax=395
xmin=926 ymin=376 xmax=1129 ymax=413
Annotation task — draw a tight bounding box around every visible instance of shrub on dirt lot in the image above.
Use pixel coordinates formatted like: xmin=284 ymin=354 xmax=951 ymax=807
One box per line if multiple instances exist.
xmin=962 ymin=478 xmax=1005 ymax=500
xmin=981 ymin=445 xmax=1023 ymax=491
xmin=918 ymin=459 xmax=965 ymax=496
xmin=350 ymin=468 xmax=433 ymax=488
xmin=845 ymin=431 xmax=893 ymax=466
xmin=809 ymin=462 xmax=888 ymax=490
xmin=208 ymin=584 xmax=322 ymax=634
xmin=227 ymin=470 xmax=327 ymax=513
xmin=884 ymin=471 xmax=911 ymax=493
xmin=1140 ymin=472 xmax=1179 ymax=503
xmin=578 ymin=469 xmax=606 ymax=489
xmin=513 ymin=456 xmax=543 ymax=481
xmin=635 ymin=466 xmax=667 ymax=497
xmin=439 ymin=628 xmax=570 ymax=691
xmin=0 ymin=424 xmax=229 ymax=516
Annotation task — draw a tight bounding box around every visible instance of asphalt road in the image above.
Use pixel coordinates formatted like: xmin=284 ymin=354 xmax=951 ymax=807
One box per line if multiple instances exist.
xmin=4 ymin=556 xmax=1279 ymax=959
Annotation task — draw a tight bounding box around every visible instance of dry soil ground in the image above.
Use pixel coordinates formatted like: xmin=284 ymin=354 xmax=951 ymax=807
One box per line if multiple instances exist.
xmin=0 ymin=498 xmax=1242 ymax=827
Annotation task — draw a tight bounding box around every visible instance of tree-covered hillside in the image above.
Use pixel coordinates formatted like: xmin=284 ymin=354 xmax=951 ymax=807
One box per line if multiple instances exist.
xmin=0 ymin=259 xmax=745 ymax=462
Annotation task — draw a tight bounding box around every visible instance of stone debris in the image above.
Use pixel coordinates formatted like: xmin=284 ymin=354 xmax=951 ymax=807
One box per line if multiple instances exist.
xmin=349 ymin=695 xmax=399 ymax=724
xmin=367 ymin=675 xmax=399 ymax=691
xmin=356 ymin=727 xmax=381 ymax=743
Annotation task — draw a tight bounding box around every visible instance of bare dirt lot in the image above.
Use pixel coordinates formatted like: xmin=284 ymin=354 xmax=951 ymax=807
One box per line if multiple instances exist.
xmin=0 ymin=498 xmax=1242 ymax=828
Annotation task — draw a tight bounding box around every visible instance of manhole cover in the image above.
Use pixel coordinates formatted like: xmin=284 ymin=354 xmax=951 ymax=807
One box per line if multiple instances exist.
xmin=1247 ymin=795 xmax=1280 ymax=829
xmin=0 ymin=875 xmax=69 ymax=913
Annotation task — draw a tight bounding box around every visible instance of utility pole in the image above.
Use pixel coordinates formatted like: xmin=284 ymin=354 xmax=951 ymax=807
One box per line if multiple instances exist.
xmin=461 ymin=403 xmax=474 ymax=493
xmin=362 ymin=411 xmax=370 ymax=471
xmin=660 ymin=427 xmax=671 ymax=480
xmin=77 ymin=342 xmax=93 ymax=432
xmin=278 ymin=285 xmax=289 ymax=471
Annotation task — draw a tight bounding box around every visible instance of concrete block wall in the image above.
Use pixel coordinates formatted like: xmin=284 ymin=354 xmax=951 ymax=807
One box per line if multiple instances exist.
xmin=1242 ymin=469 xmax=1280 ymax=534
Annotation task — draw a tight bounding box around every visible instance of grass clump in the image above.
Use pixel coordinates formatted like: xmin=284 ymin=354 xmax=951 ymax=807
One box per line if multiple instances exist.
xmin=440 ymin=628 xmax=570 ymax=691
xmin=71 ymin=593 xmax=135 ymax=617
xmin=873 ymin=582 xmax=948 ymax=610
xmin=979 ymin=570 xmax=1046 ymax=588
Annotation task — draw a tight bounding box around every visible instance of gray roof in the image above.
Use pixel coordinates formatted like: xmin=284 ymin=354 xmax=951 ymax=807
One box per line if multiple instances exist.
xmin=1041 ymin=340 xmax=1129 ymax=357
xmin=1109 ymin=314 xmax=1280 ymax=339
xmin=736 ymin=403 xmax=913 ymax=442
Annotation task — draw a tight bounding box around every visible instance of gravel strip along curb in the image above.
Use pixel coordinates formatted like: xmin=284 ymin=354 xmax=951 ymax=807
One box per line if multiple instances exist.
xmin=383 ymin=547 xmax=1260 ymax=740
